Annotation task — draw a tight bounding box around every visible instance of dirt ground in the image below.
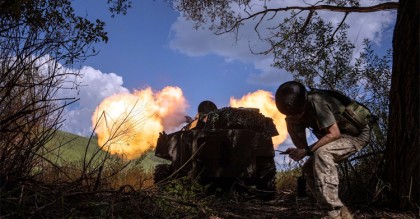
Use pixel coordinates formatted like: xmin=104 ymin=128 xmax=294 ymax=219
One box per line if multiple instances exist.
xmin=207 ymin=192 xmax=418 ymax=219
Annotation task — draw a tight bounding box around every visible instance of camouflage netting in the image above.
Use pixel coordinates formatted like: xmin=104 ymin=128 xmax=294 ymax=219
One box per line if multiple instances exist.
xmin=204 ymin=107 xmax=278 ymax=137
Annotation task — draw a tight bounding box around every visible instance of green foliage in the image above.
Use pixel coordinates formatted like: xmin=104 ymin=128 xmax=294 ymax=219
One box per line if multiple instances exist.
xmin=152 ymin=177 xmax=213 ymax=218
xmin=353 ymin=40 xmax=392 ymax=130
xmin=0 ymin=0 xmax=108 ymax=64
xmin=162 ymin=177 xmax=207 ymax=199
xmin=107 ymin=0 xmax=132 ymax=17
xmin=273 ymin=12 xmax=356 ymax=91
xmin=173 ymin=0 xmax=237 ymax=31
xmin=0 ymin=0 xmax=111 ymax=182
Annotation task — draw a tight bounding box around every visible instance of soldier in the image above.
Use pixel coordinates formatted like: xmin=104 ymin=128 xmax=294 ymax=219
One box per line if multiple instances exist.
xmin=182 ymin=100 xmax=217 ymax=130
xmin=275 ymin=81 xmax=372 ymax=219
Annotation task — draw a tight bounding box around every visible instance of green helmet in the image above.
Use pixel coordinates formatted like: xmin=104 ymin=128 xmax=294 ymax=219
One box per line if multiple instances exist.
xmin=275 ymin=81 xmax=308 ymax=115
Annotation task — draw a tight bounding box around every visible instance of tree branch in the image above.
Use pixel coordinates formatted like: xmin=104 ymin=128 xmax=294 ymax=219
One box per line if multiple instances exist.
xmin=264 ymin=2 xmax=398 ymax=15
xmin=230 ymin=2 xmax=398 ymax=32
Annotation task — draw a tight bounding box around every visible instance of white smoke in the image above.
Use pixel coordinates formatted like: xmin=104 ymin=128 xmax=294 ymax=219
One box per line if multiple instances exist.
xmin=59 ymin=66 xmax=129 ymax=136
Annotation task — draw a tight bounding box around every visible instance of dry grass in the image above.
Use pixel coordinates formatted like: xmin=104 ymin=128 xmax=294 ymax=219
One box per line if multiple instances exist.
xmin=275 ymin=168 xmax=302 ymax=193
xmin=2 ymin=164 xmax=418 ymax=218
xmin=1 ymin=131 xmax=417 ymax=218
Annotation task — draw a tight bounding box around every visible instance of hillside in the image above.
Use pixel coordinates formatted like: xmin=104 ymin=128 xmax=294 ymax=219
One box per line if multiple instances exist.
xmin=45 ymin=130 xmax=104 ymax=163
xmin=45 ymin=130 xmax=164 ymax=173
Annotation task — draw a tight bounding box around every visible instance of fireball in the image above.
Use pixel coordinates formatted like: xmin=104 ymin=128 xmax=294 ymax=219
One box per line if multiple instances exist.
xmin=230 ymin=90 xmax=288 ymax=147
xmin=92 ymin=86 xmax=188 ymax=159
xmin=92 ymin=87 xmax=287 ymax=159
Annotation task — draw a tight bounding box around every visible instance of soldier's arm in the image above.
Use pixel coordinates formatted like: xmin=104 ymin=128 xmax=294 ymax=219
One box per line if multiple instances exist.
xmin=308 ymin=123 xmax=341 ymax=153
xmin=285 ymin=122 xmax=309 ymax=161
xmin=286 ymin=121 xmax=308 ymax=149
xmin=286 ymin=122 xmax=341 ymax=161
xmin=308 ymin=97 xmax=342 ymax=153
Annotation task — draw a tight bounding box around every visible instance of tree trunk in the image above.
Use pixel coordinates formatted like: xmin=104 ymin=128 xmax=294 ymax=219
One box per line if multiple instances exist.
xmin=384 ymin=0 xmax=419 ymax=210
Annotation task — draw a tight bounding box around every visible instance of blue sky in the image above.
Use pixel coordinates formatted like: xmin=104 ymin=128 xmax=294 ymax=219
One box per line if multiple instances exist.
xmin=64 ymin=0 xmax=395 ymax=153
xmin=71 ymin=0 xmax=267 ymax=111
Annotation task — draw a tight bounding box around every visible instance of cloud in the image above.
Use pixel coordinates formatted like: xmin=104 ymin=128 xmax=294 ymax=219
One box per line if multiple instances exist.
xmin=246 ymin=58 xmax=293 ymax=86
xmin=59 ymin=66 xmax=129 ymax=136
xmin=169 ymin=0 xmax=396 ymax=86
xmin=169 ymin=17 xmax=259 ymax=61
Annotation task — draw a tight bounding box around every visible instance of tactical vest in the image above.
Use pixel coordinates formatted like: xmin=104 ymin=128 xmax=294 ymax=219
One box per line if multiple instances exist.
xmin=309 ymin=88 xmax=372 ymax=136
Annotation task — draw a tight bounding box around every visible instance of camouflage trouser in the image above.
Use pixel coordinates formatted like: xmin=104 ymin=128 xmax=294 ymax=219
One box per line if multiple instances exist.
xmin=302 ymin=125 xmax=371 ymax=210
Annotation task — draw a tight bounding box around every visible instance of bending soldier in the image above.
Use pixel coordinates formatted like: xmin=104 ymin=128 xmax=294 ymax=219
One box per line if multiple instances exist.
xmin=275 ymin=81 xmax=372 ymax=219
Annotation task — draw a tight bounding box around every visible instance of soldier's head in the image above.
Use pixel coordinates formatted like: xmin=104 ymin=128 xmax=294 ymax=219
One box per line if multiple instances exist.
xmin=275 ymin=81 xmax=308 ymax=116
xmin=197 ymin=100 xmax=217 ymax=114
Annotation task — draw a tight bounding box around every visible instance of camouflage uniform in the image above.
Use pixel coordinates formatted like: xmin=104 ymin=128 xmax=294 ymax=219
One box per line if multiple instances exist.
xmin=286 ymin=92 xmax=371 ymax=213
xmin=302 ymin=126 xmax=370 ymax=211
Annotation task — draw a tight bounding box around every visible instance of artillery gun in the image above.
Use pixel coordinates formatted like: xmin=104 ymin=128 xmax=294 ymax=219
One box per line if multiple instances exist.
xmin=153 ymin=102 xmax=278 ymax=197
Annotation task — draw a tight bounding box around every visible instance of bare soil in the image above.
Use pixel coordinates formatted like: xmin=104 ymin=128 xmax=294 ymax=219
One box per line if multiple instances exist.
xmin=207 ymin=192 xmax=418 ymax=219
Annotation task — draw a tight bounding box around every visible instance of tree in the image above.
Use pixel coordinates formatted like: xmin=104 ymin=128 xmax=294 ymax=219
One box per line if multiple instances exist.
xmin=383 ymin=0 xmax=419 ymax=210
xmin=0 ymin=0 xmax=108 ymax=182
xmin=172 ymin=0 xmax=418 ymax=210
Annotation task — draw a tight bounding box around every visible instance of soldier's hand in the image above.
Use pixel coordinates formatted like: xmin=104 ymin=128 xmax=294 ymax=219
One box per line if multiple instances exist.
xmin=288 ymin=148 xmax=306 ymax=161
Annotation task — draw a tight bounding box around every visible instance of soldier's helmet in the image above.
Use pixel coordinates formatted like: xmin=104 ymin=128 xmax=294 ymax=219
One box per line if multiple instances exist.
xmin=197 ymin=100 xmax=217 ymax=114
xmin=275 ymin=81 xmax=308 ymax=116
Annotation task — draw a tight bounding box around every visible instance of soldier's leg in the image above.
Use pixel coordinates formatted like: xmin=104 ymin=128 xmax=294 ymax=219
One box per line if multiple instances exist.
xmin=312 ymin=138 xmax=357 ymax=210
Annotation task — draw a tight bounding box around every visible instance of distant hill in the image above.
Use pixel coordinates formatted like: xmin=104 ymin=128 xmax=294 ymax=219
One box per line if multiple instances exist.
xmin=45 ymin=130 xmax=104 ymax=163
xmin=45 ymin=130 xmax=165 ymax=173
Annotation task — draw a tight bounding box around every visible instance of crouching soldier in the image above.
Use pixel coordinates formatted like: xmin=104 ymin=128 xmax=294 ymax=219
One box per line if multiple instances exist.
xmin=275 ymin=81 xmax=372 ymax=219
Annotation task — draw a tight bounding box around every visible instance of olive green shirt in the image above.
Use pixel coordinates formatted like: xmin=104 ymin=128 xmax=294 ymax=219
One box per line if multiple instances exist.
xmin=286 ymin=92 xmax=352 ymax=139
